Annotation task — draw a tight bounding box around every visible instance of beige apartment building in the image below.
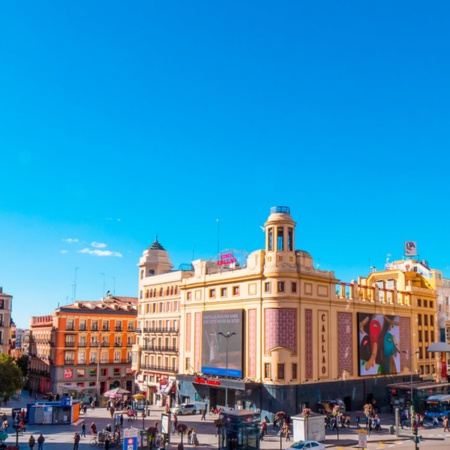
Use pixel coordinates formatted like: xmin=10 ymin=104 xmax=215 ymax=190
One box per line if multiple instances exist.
xmin=134 ymin=207 xmax=441 ymax=416
xmin=0 ymin=287 xmax=13 ymax=355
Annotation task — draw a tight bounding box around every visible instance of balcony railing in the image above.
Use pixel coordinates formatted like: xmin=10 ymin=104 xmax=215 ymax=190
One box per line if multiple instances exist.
xmin=66 ymin=325 xmax=75 ymax=331
xmin=127 ymin=326 xmax=135 ymax=331
xmin=115 ymin=326 xmax=122 ymax=331
xmin=91 ymin=326 xmax=99 ymax=331
xmin=65 ymin=342 xmax=76 ymax=347
xmin=102 ymin=326 xmax=109 ymax=331
xmin=79 ymin=342 xmax=87 ymax=347
xmin=139 ymin=363 xmax=178 ymax=373
xmin=79 ymin=325 xmax=87 ymax=331
xmin=64 ymin=359 xmax=75 ymax=365
xmin=143 ymin=346 xmax=178 ymax=353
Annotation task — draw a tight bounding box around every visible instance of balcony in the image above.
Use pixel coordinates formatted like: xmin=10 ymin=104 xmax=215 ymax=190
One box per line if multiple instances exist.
xmin=102 ymin=326 xmax=110 ymax=331
xmin=139 ymin=364 xmax=178 ymax=373
xmin=78 ymin=342 xmax=87 ymax=347
xmin=127 ymin=326 xmax=135 ymax=332
xmin=114 ymin=342 xmax=122 ymax=347
xmin=91 ymin=326 xmax=99 ymax=331
xmin=65 ymin=342 xmax=76 ymax=348
xmin=134 ymin=328 xmax=142 ymax=333
xmin=66 ymin=325 xmax=75 ymax=331
xmin=115 ymin=326 xmax=122 ymax=332
xmin=79 ymin=325 xmax=87 ymax=331
xmin=64 ymin=359 xmax=75 ymax=365
xmin=144 ymin=345 xmax=178 ymax=353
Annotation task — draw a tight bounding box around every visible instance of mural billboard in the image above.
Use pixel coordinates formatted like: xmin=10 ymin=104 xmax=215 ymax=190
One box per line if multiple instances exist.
xmin=201 ymin=309 xmax=243 ymax=377
xmin=358 ymin=313 xmax=401 ymax=376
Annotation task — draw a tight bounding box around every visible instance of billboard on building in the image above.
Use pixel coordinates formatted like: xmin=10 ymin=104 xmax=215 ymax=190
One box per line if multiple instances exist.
xmin=201 ymin=309 xmax=243 ymax=377
xmin=404 ymin=241 xmax=417 ymax=256
xmin=357 ymin=313 xmax=401 ymax=376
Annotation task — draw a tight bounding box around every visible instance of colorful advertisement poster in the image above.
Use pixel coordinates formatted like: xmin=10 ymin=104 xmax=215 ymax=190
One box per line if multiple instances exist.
xmin=358 ymin=313 xmax=400 ymax=376
xmin=201 ymin=309 xmax=243 ymax=377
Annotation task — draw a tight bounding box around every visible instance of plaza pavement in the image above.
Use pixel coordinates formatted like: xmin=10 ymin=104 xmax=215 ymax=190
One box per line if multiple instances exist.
xmin=0 ymin=393 xmax=449 ymax=449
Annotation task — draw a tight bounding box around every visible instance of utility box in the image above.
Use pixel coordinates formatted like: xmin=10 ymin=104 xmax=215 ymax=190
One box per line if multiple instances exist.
xmin=292 ymin=413 xmax=326 ymax=442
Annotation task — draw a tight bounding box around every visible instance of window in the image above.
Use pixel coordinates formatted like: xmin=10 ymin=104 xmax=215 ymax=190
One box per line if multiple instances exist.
xmin=221 ymin=288 xmax=227 ymax=297
xmin=232 ymin=286 xmax=240 ymax=296
xmin=278 ymin=282 xmax=285 ymax=293
xmin=264 ymin=282 xmax=271 ymax=293
xmin=102 ymin=321 xmax=109 ymax=331
xmin=417 ymin=299 xmax=422 ymax=307
xmin=429 ymin=301 xmax=433 ymax=308
xmin=209 ymin=289 xmax=216 ymax=298
xmin=277 ymin=227 xmax=284 ymax=250
xmin=288 ymin=228 xmax=293 ymax=251
xmin=115 ymin=321 xmax=122 ymax=331
xmin=292 ymin=363 xmax=297 ymax=379
xmin=101 ymin=351 xmax=108 ymax=363
xmin=78 ymin=352 xmax=86 ymax=364
xmin=114 ymin=367 xmax=121 ymax=376
xmin=291 ymin=282 xmax=297 ymax=293
xmin=187 ymin=292 xmax=192 ymax=300
xmin=101 ymin=368 xmax=107 ymax=376
xmin=264 ymin=363 xmax=271 ymax=379
xmin=89 ymin=368 xmax=97 ymax=377
xmin=114 ymin=352 xmax=121 ymax=362
xmin=268 ymin=228 xmax=273 ymax=251
xmin=185 ymin=357 xmax=191 ymax=371
xmin=424 ymin=315 xmax=428 ymax=326
xmin=418 ymin=330 xmax=422 ymax=342
xmin=66 ymin=319 xmax=75 ymax=331
xmin=277 ymin=363 xmax=285 ymax=380
xmin=424 ymin=300 xmax=428 ymax=307
xmin=430 ymin=315 xmax=434 ymax=326
xmin=79 ymin=320 xmax=87 ymax=331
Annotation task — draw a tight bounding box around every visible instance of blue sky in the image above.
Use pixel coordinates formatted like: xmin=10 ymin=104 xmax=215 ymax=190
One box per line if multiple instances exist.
xmin=1 ymin=1 xmax=450 ymax=328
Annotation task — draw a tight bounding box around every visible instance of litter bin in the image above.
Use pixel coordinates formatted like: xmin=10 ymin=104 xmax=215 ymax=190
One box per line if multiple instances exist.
xmin=389 ymin=425 xmax=395 ymax=435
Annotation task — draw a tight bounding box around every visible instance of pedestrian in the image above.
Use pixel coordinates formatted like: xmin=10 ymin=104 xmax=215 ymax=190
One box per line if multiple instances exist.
xmin=110 ymin=406 xmax=115 ymax=419
xmin=433 ymin=415 xmax=439 ymax=428
xmin=91 ymin=400 xmax=96 ymax=410
xmin=90 ymin=421 xmax=97 ymax=435
xmin=201 ymin=406 xmax=206 ymax=420
xmin=83 ymin=405 xmax=87 ymax=415
xmin=73 ymin=432 xmax=81 ymax=450
xmin=28 ymin=435 xmax=36 ymax=449
xmin=37 ymin=434 xmax=45 ymax=450
xmin=443 ymin=416 xmax=449 ymax=432
xmin=120 ymin=413 xmax=124 ymax=427
xmin=172 ymin=413 xmax=178 ymax=434
xmin=104 ymin=436 xmax=110 ymax=450
xmin=81 ymin=421 xmax=86 ymax=437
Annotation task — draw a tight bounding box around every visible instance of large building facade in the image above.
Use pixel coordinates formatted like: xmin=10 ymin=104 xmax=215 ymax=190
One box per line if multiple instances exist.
xmin=134 ymin=207 xmax=441 ymax=416
xmin=29 ymin=294 xmax=137 ymax=400
xmin=0 ymin=287 xmax=13 ymax=355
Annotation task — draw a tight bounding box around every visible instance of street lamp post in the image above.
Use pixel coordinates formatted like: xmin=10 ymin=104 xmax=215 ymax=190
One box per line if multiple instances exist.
xmin=93 ymin=339 xmax=105 ymax=405
xmin=218 ymin=332 xmax=236 ymax=408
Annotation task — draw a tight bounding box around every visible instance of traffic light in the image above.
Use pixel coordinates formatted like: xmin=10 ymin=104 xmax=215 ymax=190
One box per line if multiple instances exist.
xmin=413 ymin=426 xmax=418 ymax=436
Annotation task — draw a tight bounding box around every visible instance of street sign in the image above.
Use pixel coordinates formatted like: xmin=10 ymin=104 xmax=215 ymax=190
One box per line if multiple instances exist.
xmin=358 ymin=432 xmax=367 ymax=448
xmin=123 ymin=436 xmax=137 ymax=450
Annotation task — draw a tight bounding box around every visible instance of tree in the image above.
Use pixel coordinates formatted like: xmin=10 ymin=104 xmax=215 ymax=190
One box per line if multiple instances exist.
xmin=0 ymin=354 xmax=24 ymax=397
xmin=14 ymin=355 xmax=28 ymax=379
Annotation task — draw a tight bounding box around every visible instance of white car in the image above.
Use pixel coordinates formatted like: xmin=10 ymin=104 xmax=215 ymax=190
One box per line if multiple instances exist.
xmin=286 ymin=441 xmax=325 ymax=450
xmin=170 ymin=403 xmax=197 ymax=415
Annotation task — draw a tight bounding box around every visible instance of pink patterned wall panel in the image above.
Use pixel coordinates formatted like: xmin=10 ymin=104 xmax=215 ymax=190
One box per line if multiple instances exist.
xmin=305 ymin=309 xmax=312 ymax=379
xmin=337 ymin=312 xmax=353 ymax=376
xmin=265 ymin=308 xmax=297 ymax=354
xmin=399 ymin=316 xmax=411 ymax=369
xmin=248 ymin=309 xmax=256 ymax=378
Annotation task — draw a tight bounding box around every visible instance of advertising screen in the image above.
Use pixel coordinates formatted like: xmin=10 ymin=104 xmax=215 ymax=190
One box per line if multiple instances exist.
xmin=201 ymin=309 xmax=243 ymax=377
xmin=358 ymin=313 xmax=401 ymax=376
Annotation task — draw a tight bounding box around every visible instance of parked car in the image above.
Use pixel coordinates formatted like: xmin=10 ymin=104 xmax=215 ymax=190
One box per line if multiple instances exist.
xmin=317 ymin=399 xmax=346 ymax=415
xmin=286 ymin=441 xmax=325 ymax=450
xmin=170 ymin=403 xmax=197 ymax=415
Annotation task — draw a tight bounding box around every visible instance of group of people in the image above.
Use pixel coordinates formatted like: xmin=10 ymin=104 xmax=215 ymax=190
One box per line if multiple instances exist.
xmin=259 ymin=417 xmax=291 ymax=441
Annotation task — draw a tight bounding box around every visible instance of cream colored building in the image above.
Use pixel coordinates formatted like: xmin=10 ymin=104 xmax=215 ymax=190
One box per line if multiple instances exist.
xmin=135 ymin=207 xmax=440 ymax=416
xmin=0 ymin=287 xmax=13 ymax=355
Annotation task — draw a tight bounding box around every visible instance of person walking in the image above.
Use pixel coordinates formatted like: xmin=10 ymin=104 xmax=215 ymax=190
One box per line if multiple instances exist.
xmin=201 ymin=406 xmax=206 ymax=420
xmin=432 ymin=415 xmax=439 ymax=428
xmin=81 ymin=421 xmax=86 ymax=437
xmin=37 ymin=434 xmax=45 ymax=450
xmin=28 ymin=435 xmax=36 ymax=449
xmin=73 ymin=432 xmax=81 ymax=450
xmin=90 ymin=421 xmax=97 ymax=435
xmin=443 ymin=416 xmax=449 ymax=432
xmin=172 ymin=413 xmax=178 ymax=434
xmin=104 ymin=436 xmax=110 ymax=450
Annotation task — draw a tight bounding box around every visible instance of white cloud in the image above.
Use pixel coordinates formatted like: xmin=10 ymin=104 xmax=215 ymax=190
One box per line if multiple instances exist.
xmin=79 ymin=248 xmax=122 ymax=257
xmin=62 ymin=238 xmax=79 ymax=244
xmin=91 ymin=242 xmax=107 ymax=248
xmin=60 ymin=250 xmax=68 ymax=254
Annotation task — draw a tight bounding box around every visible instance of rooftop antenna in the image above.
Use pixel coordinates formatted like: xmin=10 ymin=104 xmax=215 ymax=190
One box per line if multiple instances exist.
xmin=74 ymin=267 xmax=79 ymax=301
xmin=113 ymin=277 xmax=116 ymax=295
xmin=101 ymin=273 xmax=106 ymax=297
xmin=216 ymin=219 xmax=220 ymax=258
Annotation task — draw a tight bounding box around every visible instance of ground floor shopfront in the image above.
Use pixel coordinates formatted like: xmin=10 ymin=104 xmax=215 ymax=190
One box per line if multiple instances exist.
xmin=177 ymin=374 xmax=413 ymax=417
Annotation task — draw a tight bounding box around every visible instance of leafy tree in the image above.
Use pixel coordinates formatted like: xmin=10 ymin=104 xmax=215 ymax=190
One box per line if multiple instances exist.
xmin=0 ymin=354 xmax=24 ymax=397
xmin=15 ymin=355 xmax=29 ymax=379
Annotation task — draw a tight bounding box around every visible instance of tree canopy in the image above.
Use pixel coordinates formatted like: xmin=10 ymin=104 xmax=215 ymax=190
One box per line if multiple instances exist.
xmin=0 ymin=354 xmax=24 ymax=397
